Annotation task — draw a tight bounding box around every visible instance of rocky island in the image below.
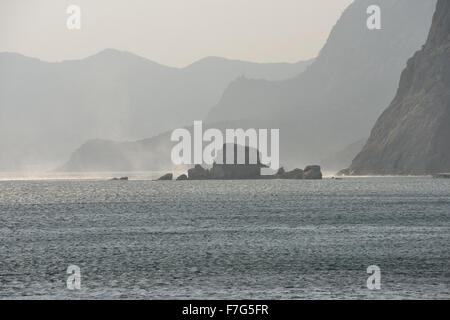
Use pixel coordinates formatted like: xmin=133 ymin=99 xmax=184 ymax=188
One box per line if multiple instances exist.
xmin=157 ymin=144 xmax=322 ymax=181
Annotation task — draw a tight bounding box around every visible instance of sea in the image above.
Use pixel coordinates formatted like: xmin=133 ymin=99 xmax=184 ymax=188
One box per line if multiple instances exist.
xmin=0 ymin=176 xmax=449 ymax=299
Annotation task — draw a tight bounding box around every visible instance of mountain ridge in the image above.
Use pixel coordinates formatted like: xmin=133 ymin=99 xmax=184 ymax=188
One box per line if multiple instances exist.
xmin=1 ymin=49 xmax=313 ymax=71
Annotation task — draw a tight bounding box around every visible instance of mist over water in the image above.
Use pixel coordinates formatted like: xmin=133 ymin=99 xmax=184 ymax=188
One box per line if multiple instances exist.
xmin=0 ymin=172 xmax=174 ymax=182
xmin=1 ymin=178 xmax=449 ymax=299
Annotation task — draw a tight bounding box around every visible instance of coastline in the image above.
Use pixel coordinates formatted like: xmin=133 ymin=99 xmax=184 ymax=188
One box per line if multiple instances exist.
xmin=0 ymin=172 xmax=443 ymax=182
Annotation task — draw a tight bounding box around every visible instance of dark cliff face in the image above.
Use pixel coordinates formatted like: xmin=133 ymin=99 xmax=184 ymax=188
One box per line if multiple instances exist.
xmin=349 ymin=0 xmax=450 ymax=175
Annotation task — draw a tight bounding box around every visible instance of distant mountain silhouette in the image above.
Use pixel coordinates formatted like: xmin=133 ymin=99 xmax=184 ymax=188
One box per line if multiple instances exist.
xmin=205 ymin=0 xmax=437 ymax=168
xmin=0 ymin=49 xmax=312 ymax=170
xmin=347 ymin=0 xmax=450 ymax=175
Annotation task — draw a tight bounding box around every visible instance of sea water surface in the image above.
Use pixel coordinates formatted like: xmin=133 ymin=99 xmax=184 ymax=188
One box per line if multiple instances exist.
xmin=0 ymin=177 xmax=449 ymax=299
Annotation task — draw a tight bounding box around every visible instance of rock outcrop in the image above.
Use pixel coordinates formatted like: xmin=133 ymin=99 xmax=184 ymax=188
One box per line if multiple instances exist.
xmin=276 ymin=167 xmax=304 ymax=179
xmin=157 ymin=173 xmax=173 ymax=180
xmin=304 ymin=166 xmax=323 ymax=180
xmin=188 ymin=161 xmax=264 ymax=180
xmin=176 ymin=174 xmax=188 ymax=181
xmin=182 ymin=143 xmax=323 ymax=180
xmin=110 ymin=176 xmax=128 ymax=181
xmin=433 ymin=173 xmax=450 ymax=179
xmin=347 ymin=0 xmax=450 ymax=175
xmin=188 ymin=165 xmax=211 ymax=180
xmin=189 ymin=143 xmax=267 ymax=180
xmin=186 ymin=164 xmax=322 ymax=180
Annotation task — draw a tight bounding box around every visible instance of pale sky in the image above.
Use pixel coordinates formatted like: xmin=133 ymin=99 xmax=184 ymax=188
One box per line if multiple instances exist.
xmin=0 ymin=0 xmax=354 ymax=67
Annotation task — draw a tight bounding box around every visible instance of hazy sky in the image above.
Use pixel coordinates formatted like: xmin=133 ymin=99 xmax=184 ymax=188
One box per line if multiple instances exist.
xmin=0 ymin=0 xmax=354 ymax=67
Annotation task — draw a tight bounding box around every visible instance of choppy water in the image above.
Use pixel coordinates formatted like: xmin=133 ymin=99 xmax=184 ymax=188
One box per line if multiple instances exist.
xmin=0 ymin=177 xmax=449 ymax=299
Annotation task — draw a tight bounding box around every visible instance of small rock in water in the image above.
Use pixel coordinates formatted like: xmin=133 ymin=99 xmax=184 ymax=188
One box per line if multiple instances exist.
xmin=110 ymin=176 xmax=128 ymax=181
xmin=188 ymin=165 xmax=210 ymax=180
xmin=276 ymin=167 xmax=304 ymax=179
xmin=176 ymin=174 xmax=188 ymax=181
xmin=432 ymin=173 xmax=450 ymax=179
xmin=158 ymin=173 xmax=173 ymax=180
xmin=304 ymin=165 xmax=322 ymax=180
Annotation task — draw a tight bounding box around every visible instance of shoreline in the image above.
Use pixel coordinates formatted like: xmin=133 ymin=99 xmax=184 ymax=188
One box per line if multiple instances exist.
xmin=0 ymin=173 xmax=442 ymax=182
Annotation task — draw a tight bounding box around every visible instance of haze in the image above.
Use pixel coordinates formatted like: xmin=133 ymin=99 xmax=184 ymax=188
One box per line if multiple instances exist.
xmin=0 ymin=0 xmax=353 ymax=67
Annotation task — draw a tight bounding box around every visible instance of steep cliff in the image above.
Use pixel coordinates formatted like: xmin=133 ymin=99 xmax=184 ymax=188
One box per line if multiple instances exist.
xmin=348 ymin=0 xmax=450 ymax=175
